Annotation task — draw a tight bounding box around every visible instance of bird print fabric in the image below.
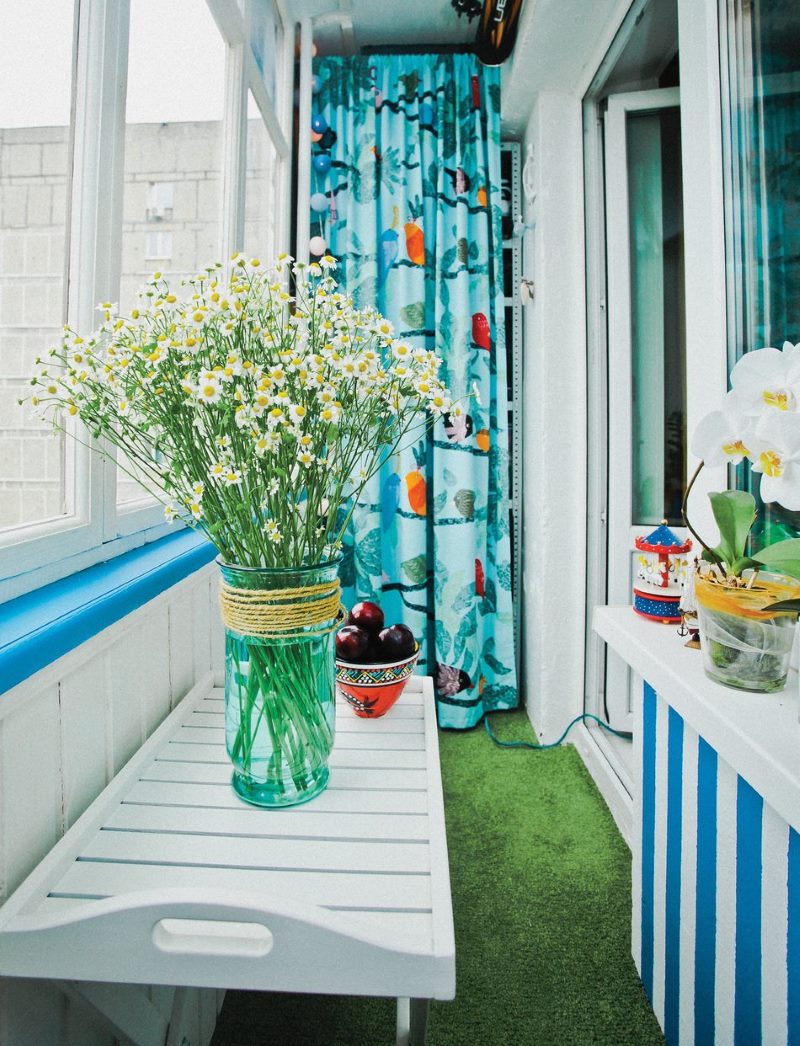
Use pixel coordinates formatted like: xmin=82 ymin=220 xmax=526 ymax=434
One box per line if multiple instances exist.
xmin=310 ymin=53 xmax=516 ymax=728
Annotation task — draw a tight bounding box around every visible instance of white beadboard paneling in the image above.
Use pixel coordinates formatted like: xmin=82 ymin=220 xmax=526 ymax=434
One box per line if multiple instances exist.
xmin=210 ymin=577 xmax=225 ymax=684
xmin=0 ymin=565 xmax=226 ymax=1044
xmin=59 ymin=659 xmax=109 ymax=829
xmin=1 ymin=684 xmax=62 ymax=898
xmin=169 ymin=588 xmax=196 ymax=707
xmin=139 ymin=610 xmax=172 ymax=739
xmin=190 ymin=574 xmax=214 ymax=695
xmin=106 ymin=608 xmax=171 ymax=774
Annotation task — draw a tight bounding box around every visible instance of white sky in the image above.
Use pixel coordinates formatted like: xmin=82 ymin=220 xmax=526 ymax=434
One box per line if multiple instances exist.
xmin=0 ymin=0 xmax=227 ymax=128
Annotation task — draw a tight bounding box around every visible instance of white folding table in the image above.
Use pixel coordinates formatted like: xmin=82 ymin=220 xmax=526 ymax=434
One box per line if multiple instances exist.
xmin=0 ymin=675 xmax=455 ymax=1046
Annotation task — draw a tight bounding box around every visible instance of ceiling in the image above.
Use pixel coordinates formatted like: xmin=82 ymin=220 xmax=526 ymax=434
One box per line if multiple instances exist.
xmin=286 ymin=0 xmax=655 ymax=137
xmin=290 ymin=0 xmax=478 ymax=54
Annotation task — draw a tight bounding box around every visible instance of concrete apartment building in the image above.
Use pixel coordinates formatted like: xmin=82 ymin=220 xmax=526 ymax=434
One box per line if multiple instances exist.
xmin=0 ymin=118 xmax=273 ymax=523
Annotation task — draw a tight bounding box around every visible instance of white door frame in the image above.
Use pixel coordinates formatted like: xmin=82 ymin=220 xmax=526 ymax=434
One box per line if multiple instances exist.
xmin=603 ymin=87 xmax=681 ymax=730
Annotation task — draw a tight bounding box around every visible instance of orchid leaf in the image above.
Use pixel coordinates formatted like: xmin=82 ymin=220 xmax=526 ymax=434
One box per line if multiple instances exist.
xmin=759 ymin=599 xmax=800 ymax=615
xmin=731 ymin=556 xmax=761 ymax=575
xmin=751 ymin=538 xmax=800 ymax=580
xmin=708 ymin=490 xmax=756 ymax=568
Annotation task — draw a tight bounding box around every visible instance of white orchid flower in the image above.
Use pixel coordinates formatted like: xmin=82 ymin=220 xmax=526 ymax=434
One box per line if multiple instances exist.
xmin=729 ymin=342 xmax=800 ymax=416
xmin=748 ymin=410 xmax=800 ymax=511
xmin=690 ymin=392 xmax=752 ymax=465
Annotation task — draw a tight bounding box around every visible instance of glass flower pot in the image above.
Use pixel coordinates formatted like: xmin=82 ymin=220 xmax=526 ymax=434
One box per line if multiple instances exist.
xmin=694 ymin=571 xmax=800 ymax=693
xmin=219 ymin=559 xmax=340 ymax=807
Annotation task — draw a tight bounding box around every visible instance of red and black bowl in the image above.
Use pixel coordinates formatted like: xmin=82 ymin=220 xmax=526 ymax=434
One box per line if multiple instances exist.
xmin=335 ymin=646 xmax=419 ymax=718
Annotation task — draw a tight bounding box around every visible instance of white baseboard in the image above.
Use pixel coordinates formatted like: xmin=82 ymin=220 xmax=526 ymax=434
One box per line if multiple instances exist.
xmin=571 ymin=722 xmax=633 ymax=848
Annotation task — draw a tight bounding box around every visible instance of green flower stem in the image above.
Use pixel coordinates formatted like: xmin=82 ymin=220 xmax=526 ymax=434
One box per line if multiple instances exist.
xmin=227 ymin=632 xmax=334 ymax=797
xmin=682 ymin=459 xmax=726 ymax=569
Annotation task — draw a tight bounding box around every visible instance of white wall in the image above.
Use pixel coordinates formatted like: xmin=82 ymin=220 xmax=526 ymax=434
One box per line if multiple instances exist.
xmin=519 ymin=92 xmax=588 ymax=743
xmin=0 ymin=564 xmax=225 ymax=1045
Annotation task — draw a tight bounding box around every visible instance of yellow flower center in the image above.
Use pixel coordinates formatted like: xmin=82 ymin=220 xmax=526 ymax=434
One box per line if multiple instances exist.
xmin=723 ymin=439 xmax=749 ymax=458
xmin=760 ymin=450 xmax=783 ymax=477
xmin=763 ymin=389 xmax=791 ymax=410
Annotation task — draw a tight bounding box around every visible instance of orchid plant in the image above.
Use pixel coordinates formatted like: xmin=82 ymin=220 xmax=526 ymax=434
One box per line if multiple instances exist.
xmin=24 ymin=253 xmax=454 ymax=569
xmin=687 ymin=339 xmax=800 ymax=606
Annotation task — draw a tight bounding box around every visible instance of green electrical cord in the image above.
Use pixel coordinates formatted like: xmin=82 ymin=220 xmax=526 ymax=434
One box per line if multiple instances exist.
xmin=484 ymin=712 xmax=632 ymax=750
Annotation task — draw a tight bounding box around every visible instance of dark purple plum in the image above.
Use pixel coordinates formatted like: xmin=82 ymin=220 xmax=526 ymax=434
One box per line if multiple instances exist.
xmin=335 ymin=625 xmax=370 ymax=663
xmin=378 ymin=623 xmax=416 ymax=662
xmin=348 ymin=601 xmax=385 ymax=635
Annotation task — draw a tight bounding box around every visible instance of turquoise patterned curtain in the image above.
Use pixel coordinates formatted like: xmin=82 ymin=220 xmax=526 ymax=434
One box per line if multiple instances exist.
xmin=311 ymin=54 xmax=516 ymax=728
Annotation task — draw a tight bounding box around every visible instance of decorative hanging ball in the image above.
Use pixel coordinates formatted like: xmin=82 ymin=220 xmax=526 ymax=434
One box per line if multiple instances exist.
xmin=311 ymin=130 xmax=323 ymax=143
xmin=311 ymin=114 xmax=328 ymax=134
xmin=311 ymin=74 xmax=320 ymax=94
xmin=312 ymin=153 xmax=332 ymax=175
xmin=310 ymin=192 xmax=329 ymax=213
xmin=632 ymin=521 xmax=692 ymax=623
xmin=309 ymin=236 xmax=327 ymax=256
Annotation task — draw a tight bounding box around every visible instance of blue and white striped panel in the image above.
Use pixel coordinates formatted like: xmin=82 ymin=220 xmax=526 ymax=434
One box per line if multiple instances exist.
xmin=636 ymin=682 xmax=800 ymax=1045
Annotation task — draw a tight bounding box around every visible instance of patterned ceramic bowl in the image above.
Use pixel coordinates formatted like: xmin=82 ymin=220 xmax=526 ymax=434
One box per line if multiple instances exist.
xmin=335 ymin=646 xmax=419 ymax=718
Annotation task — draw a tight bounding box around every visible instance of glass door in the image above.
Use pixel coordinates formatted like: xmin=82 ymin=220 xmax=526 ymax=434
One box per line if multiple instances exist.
xmin=603 ymin=87 xmax=686 ymax=730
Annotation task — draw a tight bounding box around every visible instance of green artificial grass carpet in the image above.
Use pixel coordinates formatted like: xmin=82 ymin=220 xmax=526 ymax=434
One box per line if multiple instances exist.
xmin=211 ymin=710 xmax=664 ymax=1045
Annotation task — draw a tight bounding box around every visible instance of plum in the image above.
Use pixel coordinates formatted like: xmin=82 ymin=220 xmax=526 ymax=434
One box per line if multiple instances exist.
xmin=348 ymin=601 xmax=385 ymax=635
xmin=378 ymin=623 xmax=416 ymax=662
xmin=335 ymin=625 xmax=370 ymax=662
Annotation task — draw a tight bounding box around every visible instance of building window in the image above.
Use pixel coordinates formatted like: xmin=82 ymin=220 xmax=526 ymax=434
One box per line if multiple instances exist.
xmin=0 ymin=0 xmax=294 ymax=599
xmin=119 ymin=0 xmax=226 ymax=506
xmin=145 ymin=231 xmax=173 ymax=261
xmin=146 ymin=181 xmax=174 ymax=222
xmin=721 ymin=0 xmax=800 ymax=544
xmin=0 ymin=0 xmax=75 ymax=533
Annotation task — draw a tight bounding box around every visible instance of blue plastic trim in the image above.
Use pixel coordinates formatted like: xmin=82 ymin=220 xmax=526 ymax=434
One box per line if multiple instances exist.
xmin=641 ymin=681 xmax=657 ymax=1003
xmin=695 ymin=737 xmax=718 ymax=1046
xmin=664 ymin=706 xmax=684 ymax=1045
xmin=788 ymin=827 xmax=800 ymax=1044
xmin=0 ymin=530 xmax=217 ymax=696
xmin=734 ymin=775 xmax=763 ymax=1046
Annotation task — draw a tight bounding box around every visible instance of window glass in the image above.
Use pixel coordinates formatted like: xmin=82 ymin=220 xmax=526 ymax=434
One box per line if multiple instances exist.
xmin=627 ymin=107 xmax=686 ymax=526
xmin=244 ymin=92 xmax=278 ymax=262
xmin=117 ymin=0 xmax=225 ymax=505
xmin=722 ymin=0 xmax=800 ymax=544
xmin=251 ymin=0 xmax=281 ymax=104
xmin=0 ymin=0 xmax=74 ymax=532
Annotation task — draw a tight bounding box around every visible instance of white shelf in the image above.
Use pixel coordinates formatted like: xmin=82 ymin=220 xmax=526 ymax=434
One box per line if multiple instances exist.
xmin=0 ymin=675 xmax=455 ymax=1004
xmin=593 ymin=606 xmax=800 ymax=832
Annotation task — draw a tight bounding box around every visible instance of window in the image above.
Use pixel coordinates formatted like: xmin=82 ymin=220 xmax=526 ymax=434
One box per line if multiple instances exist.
xmin=244 ymin=92 xmax=279 ymax=261
xmin=721 ymin=0 xmax=800 ymax=545
xmin=0 ymin=0 xmax=294 ymax=600
xmin=0 ymin=0 xmax=75 ymax=534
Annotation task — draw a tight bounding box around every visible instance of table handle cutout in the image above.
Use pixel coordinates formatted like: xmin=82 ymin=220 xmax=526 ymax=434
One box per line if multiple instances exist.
xmin=152 ymin=918 xmax=274 ymax=958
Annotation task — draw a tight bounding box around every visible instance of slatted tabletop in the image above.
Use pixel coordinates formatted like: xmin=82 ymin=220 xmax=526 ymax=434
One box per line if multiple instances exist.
xmin=0 ymin=675 xmax=455 ymax=1008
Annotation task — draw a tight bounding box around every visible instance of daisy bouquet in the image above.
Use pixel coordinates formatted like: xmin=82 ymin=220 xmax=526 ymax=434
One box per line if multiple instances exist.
xmin=26 ymin=253 xmax=453 ymax=805
xmin=28 ymin=253 xmax=452 ymax=565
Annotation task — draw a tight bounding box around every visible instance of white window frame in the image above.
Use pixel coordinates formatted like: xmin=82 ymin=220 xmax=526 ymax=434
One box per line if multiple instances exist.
xmin=582 ymin=0 xmax=729 ymax=787
xmin=0 ymin=0 xmax=294 ymax=602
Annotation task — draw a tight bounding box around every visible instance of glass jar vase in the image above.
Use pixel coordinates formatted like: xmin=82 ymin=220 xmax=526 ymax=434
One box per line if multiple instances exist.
xmin=694 ymin=571 xmax=800 ymax=693
xmin=218 ymin=559 xmax=340 ymax=807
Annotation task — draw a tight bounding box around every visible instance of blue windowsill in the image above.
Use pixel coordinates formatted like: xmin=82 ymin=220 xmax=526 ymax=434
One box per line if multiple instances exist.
xmin=0 ymin=529 xmax=217 ymax=696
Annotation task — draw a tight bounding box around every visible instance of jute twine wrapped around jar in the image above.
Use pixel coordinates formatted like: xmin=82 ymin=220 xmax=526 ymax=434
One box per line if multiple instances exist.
xmin=219 ymin=578 xmax=343 ymax=640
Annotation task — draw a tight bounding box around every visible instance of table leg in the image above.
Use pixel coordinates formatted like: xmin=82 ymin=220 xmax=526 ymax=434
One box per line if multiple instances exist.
xmin=396 ymin=997 xmax=430 ymax=1046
